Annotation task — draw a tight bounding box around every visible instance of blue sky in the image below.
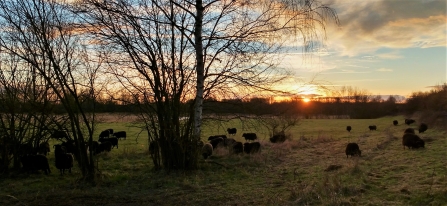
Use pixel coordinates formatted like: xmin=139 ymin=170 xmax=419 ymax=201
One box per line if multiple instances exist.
xmin=282 ymin=0 xmax=446 ymax=97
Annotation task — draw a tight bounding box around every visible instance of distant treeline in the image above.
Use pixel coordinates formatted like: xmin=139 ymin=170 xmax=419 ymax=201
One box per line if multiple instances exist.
xmin=1 ymin=84 xmax=445 ymax=119
xmin=33 ymin=84 xmax=447 ymax=118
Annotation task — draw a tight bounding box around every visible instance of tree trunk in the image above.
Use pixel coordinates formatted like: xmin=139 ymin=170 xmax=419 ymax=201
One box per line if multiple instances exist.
xmin=194 ymin=0 xmax=204 ymax=144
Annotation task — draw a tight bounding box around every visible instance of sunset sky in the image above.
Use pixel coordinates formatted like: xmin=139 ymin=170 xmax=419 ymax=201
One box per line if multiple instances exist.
xmin=281 ymin=0 xmax=446 ymax=98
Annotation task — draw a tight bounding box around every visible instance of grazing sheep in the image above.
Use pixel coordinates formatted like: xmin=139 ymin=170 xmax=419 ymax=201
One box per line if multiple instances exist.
xmin=231 ymin=142 xmax=243 ymax=154
xmin=87 ymin=141 xmax=100 ymax=155
xmin=98 ymin=137 xmax=118 ymax=149
xmin=98 ymin=142 xmax=112 ymax=153
xmin=51 ymin=130 xmax=69 ymax=139
xmin=405 ymin=119 xmax=416 ymax=125
xmin=201 ymin=143 xmax=213 ymax=159
xmin=346 ymin=126 xmax=352 ymax=132
xmin=270 ymin=134 xmax=286 ymax=143
xmin=402 ymin=133 xmax=425 ymax=149
xmin=38 ymin=142 xmax=50 ymax=156
xmin=404 ymin=128 xmax=415 ymax=134
xmin=209 ymin=137 xmax=224 ymax=149
xmin=208 ymin=135 xmax=227 ymax=141
xmin=345 ymin=143 xmax=361 ymax=158
xmin=393 ymin=120 xmax=398 ymax=126
xmin=242 ymin=133 xmax=257 ymax=142
xmin=368 ymin=125 xmax=377 ymax=131
xmin=20 ymin=154 xmax=51 ymax=175
xmin=224 ymin=138 xmax=237 ymax=147
xmin=418 ymin=123 xmax=428 ymax=133
xmin=113 ymin=131 xmax=127 ymax=140
xmin=53 ymin=144 xmax=74 ymax=175
xmin=99 ymin=129 xmax=111 ymax=138
xmin=227 ymin=128 xmax=237 ymax=135
xmin=243 ymin=142 xmax=261 ymax=154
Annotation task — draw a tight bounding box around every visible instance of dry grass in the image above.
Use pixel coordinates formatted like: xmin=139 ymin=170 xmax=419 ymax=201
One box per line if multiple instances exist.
xmin=0 ymin=115 xmax=446 ymax=205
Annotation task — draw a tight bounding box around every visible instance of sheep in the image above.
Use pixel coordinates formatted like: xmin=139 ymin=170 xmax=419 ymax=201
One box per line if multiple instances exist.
xmin=227 ymin=128 xmax=237 ymax=135
xmin=404 ymin=128 xmax=415 ymax=134
xmin=38 ymin=142 xmax=50 ymax=156
xmin=20 ymin=154 xmax=51 ymax=175
xmin=208 ymin=135 xmax=227 ymax=141
xmin=113 ymin=131 xmax=127 ymax=140
xmin=270 ymin=134 xmax=286 ymax=143
xmin=201 ymin=143 xmax=213 ymax=159
xmin=346 ymin=126 xmax=352 ymax=132
xmin=243 ymin=142 xmax=261 ymax=154
xmin=209 ymin=137 xmax=224 ymax=149
xmin=242 ymin=133 xmax=257 ymax=142
xmin=87 ymin=141 xmax=100 ymax=155
xmin=53 ymin=144 xmax=74 ymax=175
xmin=51 ymin=130 xmax=69 ymax=140
xmin=402 ymin=133 xmax=425 ymax=149
xmin=99 ymin=129 xmax=111 ymax=138
xmin=98 ymin=137 xmax=118 ymax=149
xmin=345 ymin=143 xmax=361 ymax=158
xmin=98 ymin=142 xmax=112 ymax=153
xmin=368 ymin=125 xmax=377 ymax=131
xmin=231 ymin=142 xmax=243 ymax=154
xmin=405 ymin=119 xmax=416 ymax=125
xmin=224 ymin=138 xmax=237 ymax=147
xmin=393 ymin=120 xmax=398 ymax=126
xmin=418 ymin=123 xmax=428 ymax=133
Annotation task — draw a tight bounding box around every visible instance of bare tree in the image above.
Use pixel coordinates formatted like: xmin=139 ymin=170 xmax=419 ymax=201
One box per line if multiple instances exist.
xmin=76 ymin=0 xmax=338 ymax=170
xmin=0 ymin=0 xmax=100 ymax=182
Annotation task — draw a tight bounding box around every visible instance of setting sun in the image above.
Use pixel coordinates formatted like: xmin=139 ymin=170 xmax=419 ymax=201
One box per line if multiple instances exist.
xmin=303 ymin=98 xmax=311 ymax=103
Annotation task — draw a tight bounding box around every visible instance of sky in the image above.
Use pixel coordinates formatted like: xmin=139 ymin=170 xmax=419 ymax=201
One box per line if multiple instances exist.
xmin=281 ymin=0 xmax=447 ymax=98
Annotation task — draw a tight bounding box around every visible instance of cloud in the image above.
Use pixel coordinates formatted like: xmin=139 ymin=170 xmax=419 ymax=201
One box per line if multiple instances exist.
xmin=325 ymin=0 xmax=447 ymax=56
xmin=376 ymin=68 xmax=393 ymax=72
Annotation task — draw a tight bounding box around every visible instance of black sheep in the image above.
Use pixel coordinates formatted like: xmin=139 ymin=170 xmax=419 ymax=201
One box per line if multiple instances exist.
xmin=61 ymin=140 xmax=76 ymax=155
xmin=404 ymin=128 xmax=415 ymax=134
xmin=20 ymin=154 xmax=51 ymax=175
xmin=87 ymin=141 xmax=100 ymax=155
xmin=98 ymin=137 xmax=119 ymax=149
xmin=51 ymin=130 xmax=69 ymax=139
xmin=393 ymin=120 xmax=398 ymax=126
xmin=346 ymin=126 xmax=352 ymax=132
xmin=270 ymin=134 xmax=286 ymax=143
xmin=208 ymin=135 xmax=227 ymax=141
xmin=224 ymin=138 xmax=237 ymax=147
xmin=242 ymin=133 xmax=257 ymax=141
xmin=418 ymin=123 xmax=428 ymax=133
xmin=405 ymin=119 xmax=416 ymax=125
xmin=98 ymin=142 xmax=112 ymax=153
xmin=231 ymin=142 xmax=243 ymax=154
xmin=243 ymin=142 xmax=261 ymax=154
xmin=53 ymin=145 xmax=74 ymax=174
xmin=209 ymin=137 xmax=224 ymax=149
xmin=368 ymin=125 xmax=377 ymax=131
xmin=113 ymin=131 xmax=127 ymax=140
xmin=227 ymin=128 xmax=237 ymax=135
xmin=402 ymin=133 xmax=425 ymax=149
xmin=99 ymin=129 xmax=111 ymax=138
xmin=345 ymin=143 xmax=361 ymax=158
xmin=38 ymin=142 xmax=50 ymax=156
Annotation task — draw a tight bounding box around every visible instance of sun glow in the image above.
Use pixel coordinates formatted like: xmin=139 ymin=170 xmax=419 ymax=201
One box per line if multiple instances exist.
xmin=303 ymin=98 xmax=311 ymax=103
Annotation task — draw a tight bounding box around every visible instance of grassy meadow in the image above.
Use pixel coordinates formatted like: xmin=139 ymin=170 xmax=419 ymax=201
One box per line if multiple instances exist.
xmin=0 ymin=114 xmax=446 ymax=205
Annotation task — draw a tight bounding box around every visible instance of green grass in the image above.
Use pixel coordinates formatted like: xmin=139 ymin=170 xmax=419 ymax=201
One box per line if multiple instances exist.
xmin=0 ymin=115 xmax=446 ymax=205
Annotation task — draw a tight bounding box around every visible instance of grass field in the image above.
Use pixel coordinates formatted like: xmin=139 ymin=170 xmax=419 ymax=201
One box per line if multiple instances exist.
xmin=1 ymin=115 xmax=446 ymax=205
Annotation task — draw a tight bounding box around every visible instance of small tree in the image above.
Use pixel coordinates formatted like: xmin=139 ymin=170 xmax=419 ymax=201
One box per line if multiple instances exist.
xmin=0 ymin=0 xmax=100 ymax=183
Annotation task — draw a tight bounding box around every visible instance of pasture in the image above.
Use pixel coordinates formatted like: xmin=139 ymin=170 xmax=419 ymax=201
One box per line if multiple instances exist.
xmin=1 ymin=115 xmax=446 ymax=205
